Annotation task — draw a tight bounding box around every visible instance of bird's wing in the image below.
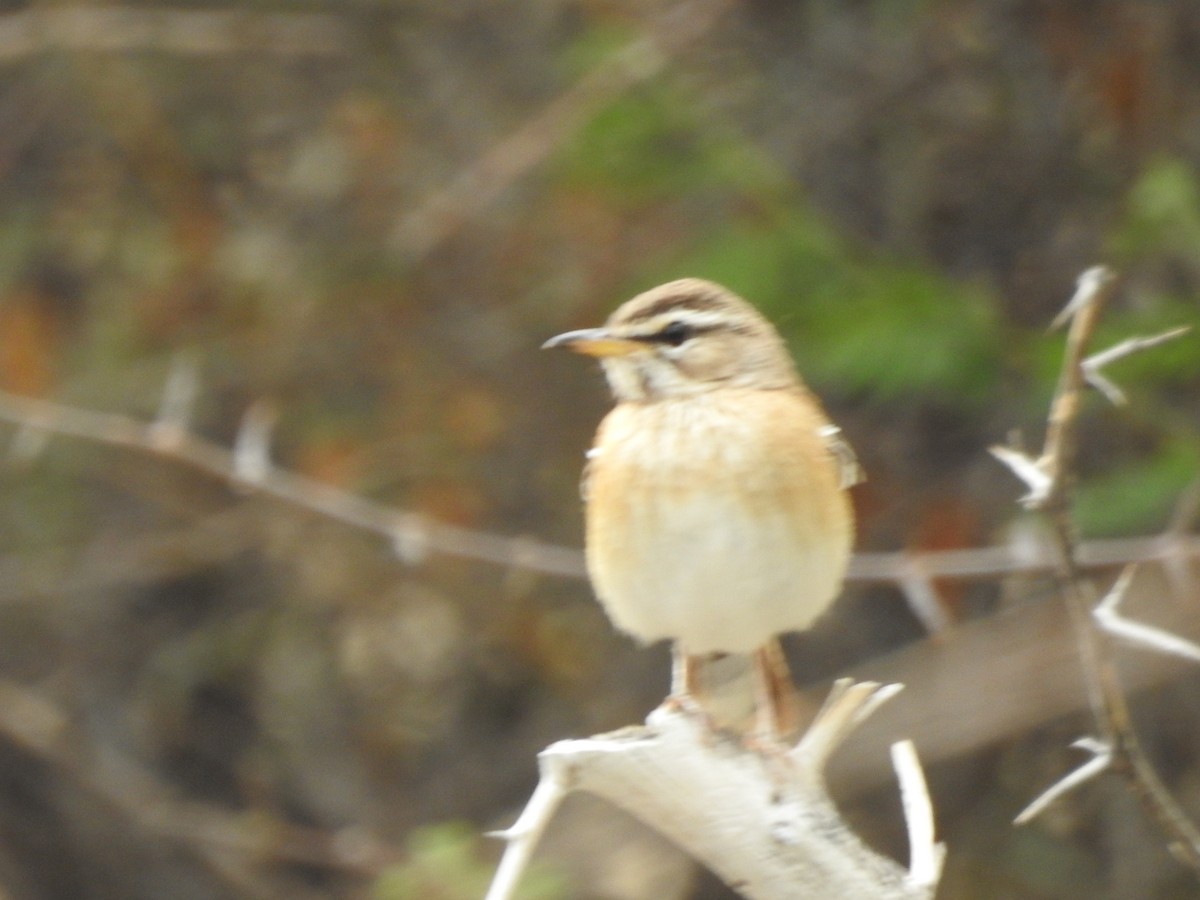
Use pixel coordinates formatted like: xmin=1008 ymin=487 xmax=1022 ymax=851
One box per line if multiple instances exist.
xmin=580 ymin=447 xmax=602 ymax=502
xmin=818 ymin=424 xmax=865 ymax=489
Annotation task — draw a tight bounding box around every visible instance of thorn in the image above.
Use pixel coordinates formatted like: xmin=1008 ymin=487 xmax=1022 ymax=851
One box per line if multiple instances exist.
xmin=392 ymin=513 xmax=431 ymax=565
xmin=1014 ymin=737 xmax=1113 ymax=825
xmin=1095 ymin=564 xmax=1137 ymax=616
xmin=1084 ymin=369 xmax=1127 ymax=406
xmin=1050 ymin=266 xmax=1115 ymax=331
xmin=898 ymin=559 xmax=953 ymax=634
xmin=989 ymin=445 xmax=1051 ymax=506
xmin=150 ymin=354 xmax=200 ymax=450
xmin=1095 ymin=566 xmax=1200 ymax=663
xmin=233 ymin=401 xmax=277 ymax=484
xmin=1081 ymin=325 xmax=1192 ymax=406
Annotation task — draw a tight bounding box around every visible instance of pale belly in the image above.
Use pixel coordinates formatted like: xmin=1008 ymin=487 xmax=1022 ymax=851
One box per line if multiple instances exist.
xmin=584 ymin=392 xmax=853 ymax=655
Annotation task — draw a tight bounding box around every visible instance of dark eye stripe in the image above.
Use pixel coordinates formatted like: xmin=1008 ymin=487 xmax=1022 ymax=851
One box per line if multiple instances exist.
xmin=631 ymin=320 xmax=715 ymax=345
xmin=633 ymin=320 xmax=756 ymax=344
xmin=656 ymin=321 xmax=692 ymax=346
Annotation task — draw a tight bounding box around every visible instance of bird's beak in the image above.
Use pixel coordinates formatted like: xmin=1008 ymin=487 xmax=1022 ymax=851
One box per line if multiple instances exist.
xmin=541 ymin=328 xmax=642 ymax=358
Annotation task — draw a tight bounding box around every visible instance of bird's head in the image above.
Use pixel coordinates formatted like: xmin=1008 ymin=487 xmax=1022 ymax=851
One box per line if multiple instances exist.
xmin=543 ymin=279 xmax=799 ymax=403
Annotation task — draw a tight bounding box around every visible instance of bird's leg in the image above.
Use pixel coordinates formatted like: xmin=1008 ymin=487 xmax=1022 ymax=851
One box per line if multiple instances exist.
xmin=659 ymin=645 xmax=733 ymax=741
xmin=751 ymin=638 xmax=800 ymax=746
xmin=663 ymin=644 xmax=704 ymax=715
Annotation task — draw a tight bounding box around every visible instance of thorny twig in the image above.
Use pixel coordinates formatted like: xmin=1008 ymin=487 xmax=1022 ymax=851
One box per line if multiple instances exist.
xmin=0 ymin=7 xmax=353 ymax=59
xmin=0 ymin=679 xmax=398 ymax=890
xmin=1 ymin=378 xmax=1198 ymax=590
xmin=992 ymin=266 xmax=1200 ymax=869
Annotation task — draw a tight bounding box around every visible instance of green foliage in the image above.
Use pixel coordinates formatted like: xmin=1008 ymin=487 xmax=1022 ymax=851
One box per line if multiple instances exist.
xmin=662 ymin=214 xmax=1003 ymax=402
xmin=1074 ymin=436 xmax=1200 ymax=536
xmin=1093 ymin=298 xmax=1199 ymax=392
xmin=373 ymin=822 xmax=565 ymax=900
xmin=553 ymin=85 xmax=728 ymax=204
xmin=553 ymin=30 xmax=785 ymax=204
xmin=1111 ymin=156 xmax=1200 ymax=265
xmin=554 ymin=27 xmax=1003 ymax=405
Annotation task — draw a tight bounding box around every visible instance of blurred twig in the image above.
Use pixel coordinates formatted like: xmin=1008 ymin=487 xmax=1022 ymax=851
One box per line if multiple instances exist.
xmin=0 ymin=7 xmax=352 ymax=59
xmin=0 ymin=383 xmax=588 ymax=579
xmin=0 ymin=678 xmax=398 ymax=893
xmin=0 ymin=381 xmax=1197 ymax=589
xmin=992 ymin=267 xmax=1200 ymax=870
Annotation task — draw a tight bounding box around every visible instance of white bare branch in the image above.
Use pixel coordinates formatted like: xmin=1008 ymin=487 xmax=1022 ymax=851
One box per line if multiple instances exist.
xmin=484 ymin=767 xmax=570 ymax=900
xmin=790 ymin=679 xmax=904 ymax=775
xmin=890 ymin=740 xmax=944 ymax=889
xmin=486 ymin=681 xmax=937 ymax=900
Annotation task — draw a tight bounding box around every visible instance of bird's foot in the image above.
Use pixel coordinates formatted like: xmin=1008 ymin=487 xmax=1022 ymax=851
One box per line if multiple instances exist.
xmin=654 ymin=692 xmax=728 ymax=743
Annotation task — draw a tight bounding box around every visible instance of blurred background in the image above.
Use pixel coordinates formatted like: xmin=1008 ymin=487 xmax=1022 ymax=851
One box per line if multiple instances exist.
xmin=0 ymin=1 xmax=1197 ymax=897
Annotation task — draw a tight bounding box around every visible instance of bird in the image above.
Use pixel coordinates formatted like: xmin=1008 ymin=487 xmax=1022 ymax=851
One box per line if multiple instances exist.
xmin=543 ymin=278 xmax=860 ymax=743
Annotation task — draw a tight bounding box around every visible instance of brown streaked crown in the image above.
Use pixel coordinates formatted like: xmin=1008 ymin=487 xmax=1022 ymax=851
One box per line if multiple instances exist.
xmin=597 ymin=279 xmax=800 ymax=403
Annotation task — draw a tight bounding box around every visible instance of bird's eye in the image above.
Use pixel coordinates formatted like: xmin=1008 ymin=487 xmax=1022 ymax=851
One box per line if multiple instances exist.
xmin=656 ymin=321 xmax=692 ymax=346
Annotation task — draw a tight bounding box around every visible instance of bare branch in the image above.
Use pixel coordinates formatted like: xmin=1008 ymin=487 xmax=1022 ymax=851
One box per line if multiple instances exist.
xmin=0 ymin=383 xmax=1195 ymax=590
xmin=1039 ymin=267 xmax=1115 ymax=509
xmin=0 ymin=384 xmax=588 ymax=579
xmin=0 ymin=7 xmax=353 ymax=60
xmin=485 ymin=768 xmax=570 ymax=900
xmin=1001 ymin=266 xmax=1200 ymax=869
xmin=890 ymin=740 xmax=944 ymax=889
xmin=790 ymin=679 xmax=904 ymax=775
xmin=487 ymin=682 xmax=938 ymax=900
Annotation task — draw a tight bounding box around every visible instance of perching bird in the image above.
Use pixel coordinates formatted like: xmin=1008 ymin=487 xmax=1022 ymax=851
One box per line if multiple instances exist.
xmin=544 ymin=278 xmax=860 ymax=742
